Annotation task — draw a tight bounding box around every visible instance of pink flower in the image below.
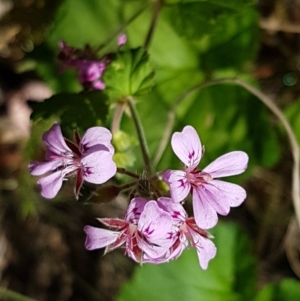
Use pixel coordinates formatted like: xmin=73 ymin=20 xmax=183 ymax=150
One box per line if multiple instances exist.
xmin=156 ymin=197 xmax=216 ymax=269
xmin=164 ymin=126 xmax=248 ymax=229
xmin=57 ymin=41 xmax=108 ymax=90
xmin=84 ymin=197 xmax=175 ymax=263
xmin=29 ymin=123 xmax=116 ymax=199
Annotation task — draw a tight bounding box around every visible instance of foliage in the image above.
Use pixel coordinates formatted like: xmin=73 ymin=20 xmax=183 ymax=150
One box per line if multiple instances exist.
xmin=6 ymin=0 xmax=299 ymax=299
xmin=30 ymin=91 xmax=109 ymax=132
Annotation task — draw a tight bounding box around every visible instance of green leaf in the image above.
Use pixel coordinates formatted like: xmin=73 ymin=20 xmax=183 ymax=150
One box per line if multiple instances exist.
xmin=47 ymin=0 xmax=122 ymax=48
xmin=254 ymin=279 xmax=300 ymax=301
xmin=30 ymin=91 xmax=109 ymax=132
xmin=164 ymin=0 xmax=256 ymax=40
xmin=103 ymin=48 xmax=155 ymax=100
xmin=117 ymin=222 xmax=256 ymax=301
xmin=200 ymin=9 xmax=259 ymax=70
xmin=168 ymin=83 xmax=280 ymax=170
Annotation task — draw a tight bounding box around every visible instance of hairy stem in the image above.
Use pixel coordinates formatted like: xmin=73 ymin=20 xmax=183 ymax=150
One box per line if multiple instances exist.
xmin=111 ymin=103 xmax=125 ymax=133
xmin=144 ymin=0 xmax=163 ymax=49
xmin=155 ymin=77 xmax=300 ymax=227
xmin=117 ymin=167 xmax=140 ymax=179
xmin=127 ymin=97 xmax=152 ymax=173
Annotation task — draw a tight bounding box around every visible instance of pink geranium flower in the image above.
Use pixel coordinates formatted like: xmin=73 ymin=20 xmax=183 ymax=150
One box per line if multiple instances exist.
xmin=29 ymin=122 xmax=116 ymax=199
xmin=164 ymin=126 xmax=248 ymax=229
xmin=156 ymin=197 xmax=216 ymax=269
xmin=84 ymin=197 xmax=175 ymax=263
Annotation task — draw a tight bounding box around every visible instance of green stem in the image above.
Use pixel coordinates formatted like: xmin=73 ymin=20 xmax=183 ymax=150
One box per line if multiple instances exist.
xmin=117 ymin=167 xmax=140 ymax=179
xmin=0 ymin=287 xmax=39 ymax=301
xmin=96 ymin=3 xmax=151 ymax=53
xmin=111 ymin=103 xmax=125 ymax=134
xmin=144 ymin=0 xmax=163 ymax=49
xmin=127 ymin=97 xmax=152 ymax=173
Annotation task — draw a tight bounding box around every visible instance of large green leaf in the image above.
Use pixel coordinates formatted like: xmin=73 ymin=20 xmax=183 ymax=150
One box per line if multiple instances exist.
xmin=117 ymin=222 xmax=256 ymax=301
xmin=103 ymin=48 xmax=155 ymax=100
xmin=200 ymin=9 xmax=259 ymax=70
xmin=47 ymin=0 xmax=122 ymax=48
xmin=30 ymin=91 xmax=109 ymax=132
xmin=164 ymin=0 xmax=256 ymax=40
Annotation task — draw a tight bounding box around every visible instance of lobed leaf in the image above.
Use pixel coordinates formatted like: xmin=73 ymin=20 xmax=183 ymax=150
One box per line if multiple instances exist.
xmin=30 ymin=91 xmax=109 ymax=132
xmin=103 ymin=48 xmax=155 ymax=100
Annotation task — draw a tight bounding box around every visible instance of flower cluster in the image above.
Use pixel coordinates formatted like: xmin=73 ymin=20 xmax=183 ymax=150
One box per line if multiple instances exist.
xmin=57 ymin=35 xmax=126 ymax=90
xmin=85 ymin=196 xmax=216 ymax=269
xmin=29 ymin=124 xmax=248 ymax=269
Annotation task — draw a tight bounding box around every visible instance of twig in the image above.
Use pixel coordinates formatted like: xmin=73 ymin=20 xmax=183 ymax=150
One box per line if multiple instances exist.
xmin=155 ymin=77 xmax=300 ymax=227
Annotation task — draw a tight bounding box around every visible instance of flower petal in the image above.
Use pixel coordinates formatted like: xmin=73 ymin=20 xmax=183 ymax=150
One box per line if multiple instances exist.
xmin=199 ymin=183 xmax=231 ymax=216
xmin=42 ymin=123 xmax=72 ymax=158
xmin=37 ymin=170 xmax=64 ymax=199
xmin=80 ymin=127 xmax=114 ymax=154
xmin=194 ymin=233 xmax=217 ymax=270
xmin=192 ymin=188 xmax=218 ymax=229
xmin=29 ymin=160 xmax=63 ymax=176
xmin=203 ymin=151 xmax=248 ymax=178
xmin=81 ymin=151 xmax=116 ymax=184
xmin=209 ymin=180 xmax=247 ymax=207
xmin=138 ymin=201 xmax=173 ymax=242
xmin=171 ymin=126 xmax=202 ymax=168
xmin=84 ymin=226 xmax=120 ymax=250
xmin=157 ymin=197 xmax=187 ymax=223
xmin=125 ymin=197 xmax=148 ymax=224
xmin=163 ymin=169 xmax=191 ymax=203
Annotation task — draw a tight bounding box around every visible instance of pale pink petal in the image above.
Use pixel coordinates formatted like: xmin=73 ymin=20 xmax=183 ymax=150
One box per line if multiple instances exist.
xmin=42 ymin=123 xmax=72 ymax=157
xmin=84 ymin=226 xmax=120 ymax=250
xmin=203 ymin=151 xmax=248 ymax=178
xmin=138 ymin=201 xmax=173 ymax=241
xmin=80 ymin=127 xmax=114 ymax=154
xmin=138 ymin=237 xmax=170 ymax=259
xmin=125 ymin=197 xmax=148 ymax=224
xmin=157 ymin=197 xmax=187 ymax=222
xmin=29 ymin=160 xmax=63 ymax=176
xmin=163 ymin=169 xmax=191 ymax=203
xmin=209 ymin=180 xmax=247 ymax=207
xmin=81 ymin=151 xmax=116 ymax=184
xmin=171 ymin=126 xmax=202 ymax=168
xmin=37 ymin=170 xmax=64 ymax=199
xmin=192 ymin=188 xmax=218 ymax=229
xmin=199 ymin=183 xmax=230 ymax=215
xmin=194 ymin=233 xmax=217 ymax=270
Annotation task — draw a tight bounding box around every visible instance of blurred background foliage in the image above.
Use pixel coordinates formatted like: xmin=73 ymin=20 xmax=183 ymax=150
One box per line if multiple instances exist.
xmin=1 ymin=0 xmax=300 ymax=300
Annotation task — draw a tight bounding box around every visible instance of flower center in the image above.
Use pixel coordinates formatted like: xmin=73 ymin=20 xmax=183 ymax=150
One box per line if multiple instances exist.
xmin=186 ymin=169 xmax=213 ymax=187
